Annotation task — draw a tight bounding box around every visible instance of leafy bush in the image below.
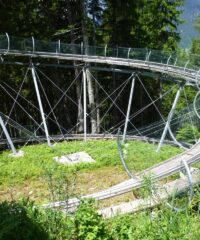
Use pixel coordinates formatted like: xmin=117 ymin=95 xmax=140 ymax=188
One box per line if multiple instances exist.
xmin=0 ymin=199 xmax=74 ymax=240
xmin=0 ymin=200 xmax=48 ymax=240
xmin=176 ymin=123 xmax=200 ymax=144
xmin=73 ymin=199 xmax=111 ymax=240
xmin=1 ymin=197 xmax=200 ymax=240
xmin=110 ymin=215 xmax=136 ymax=240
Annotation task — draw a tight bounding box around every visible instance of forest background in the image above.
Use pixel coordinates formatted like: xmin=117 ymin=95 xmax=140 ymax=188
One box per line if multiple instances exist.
xmin=0 ymin=0 xmax=200 ymax=137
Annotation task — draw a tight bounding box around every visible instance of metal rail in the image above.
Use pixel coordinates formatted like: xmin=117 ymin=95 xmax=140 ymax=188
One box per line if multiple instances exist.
xmin=0 ymin=34 xmax=200 ymax=84
xmin=0 ymin=132 xmax=180 ymax=145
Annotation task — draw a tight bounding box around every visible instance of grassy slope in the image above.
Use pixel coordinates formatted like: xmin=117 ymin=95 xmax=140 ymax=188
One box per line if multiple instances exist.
xmin=0 ymin=140 xmax=182 ymax=204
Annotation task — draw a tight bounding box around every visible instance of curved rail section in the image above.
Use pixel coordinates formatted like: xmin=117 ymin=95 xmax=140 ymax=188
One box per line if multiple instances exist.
xmin=44 ymin=140 xmax=200 ymax=211
xmin=0 ymin=34 xmax=200 ymax=85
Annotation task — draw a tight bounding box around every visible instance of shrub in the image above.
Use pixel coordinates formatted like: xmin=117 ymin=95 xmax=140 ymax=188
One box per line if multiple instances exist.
xmin=73 ymin=199 xmax=111 ymax=240
xmin=176 ymin=124 xmax=200 ymax=144
xmin=0 ymin=200 xmax=48 ymax=240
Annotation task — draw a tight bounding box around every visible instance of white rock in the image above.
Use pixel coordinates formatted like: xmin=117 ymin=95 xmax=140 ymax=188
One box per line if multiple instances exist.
xmin=53 ymin=151 xmax=95 ymax=165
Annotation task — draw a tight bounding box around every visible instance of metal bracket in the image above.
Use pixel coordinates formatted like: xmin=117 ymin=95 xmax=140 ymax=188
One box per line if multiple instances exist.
xmin=81 ymin=42 xmax=84 ymax=55
xmin=127 ymin=48 xmax=131 ymax=59
xmin=166 ymin=55 xmax=171 ymax=74
xmin=173 ymin=58 xmax=177 ymax=66
xmin=57 ymin=39 xmax=60 ymax=54
xmin=116 ymin=47 xmax=119 ymax=58
xmin=184 ymin=60 xmax=190 ymax=78
xmin=5 ymin=32 xmax=10 ymax=55
xmin=32 ymin=36 xmax=35 ymax=53
xmin=104 ymin=44 xmax=107 ymax=57
xmin=31 ymin=64 xmax=51 ymax=146
xmin=145 ymin=50 xmax=151 ymax=62
xmin=195 ymin=69 xmax=200 ymax=90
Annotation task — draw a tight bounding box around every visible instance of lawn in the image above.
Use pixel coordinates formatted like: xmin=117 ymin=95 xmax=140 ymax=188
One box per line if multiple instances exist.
xmin=0 ymin=140 xmax=182 ymax=204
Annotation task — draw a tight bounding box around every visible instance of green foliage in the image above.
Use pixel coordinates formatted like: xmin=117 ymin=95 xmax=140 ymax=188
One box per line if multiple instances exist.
xmin=43 ymin=163 xmax=77 ymax=203
xmin=124 ymin=140 xmax=182 ymax=173
xmin=190 ymin=41 xmax=200 ymax=74
xmin=40 ymin=208 xmax=73 ymax=240
xmin=0 ymin=200 xmax=48 ymax=240
xmin=1 ymin=199 xmax=200 ymax=240
xmin=161 ymin=83 xmax=196 ymax=118
xmin=110 ymin=202 xmax=200 ymax=240
xmin=176 ymin=124 xmax=200 ymax=144
xmin=137 ymin=0 xmax=184 ymax=50
xmin=139 ymin=174 xmax=156 ymax=199
xmin=110 ymin=215 xmax=136 ymax=240
xmin=73 ymin=199 xmax=110 ymax=240
xmin=0 ymin=199 xmax=74 ymax=240
xmin=102 ymin=0 xmax=183 ymax=50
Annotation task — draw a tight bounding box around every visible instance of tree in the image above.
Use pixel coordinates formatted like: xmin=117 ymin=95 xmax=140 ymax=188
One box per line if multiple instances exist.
xmin=101 ymin=0 xmax=183 ymax=50
xmin=137 ymin=0 xmax=184 ymax=50
xmin=191 ymin=15 xmax=200 ymax=55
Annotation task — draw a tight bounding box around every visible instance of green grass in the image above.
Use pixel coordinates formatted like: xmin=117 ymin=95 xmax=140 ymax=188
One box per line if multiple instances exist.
xmin=1 ymin=140 xmax=200 ymax=240
xmin=124 ymin=140 xmax=182 ymax=172
xmin=0 ymin=140 xmax=181 ymax=188
xmin=108 ymin=203 xmax=200 ymax=240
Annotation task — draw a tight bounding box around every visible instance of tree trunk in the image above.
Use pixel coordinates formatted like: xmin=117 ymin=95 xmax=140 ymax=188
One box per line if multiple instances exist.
xmin=75 ymin=68 xmax=84 ymax=133
xmin=86 ymin=68 xmax=97 ymax=133
xmin=66 ymin=0 xmax=84 ymax=133
xmin=81 ymin=1 xmax=97 ymax=134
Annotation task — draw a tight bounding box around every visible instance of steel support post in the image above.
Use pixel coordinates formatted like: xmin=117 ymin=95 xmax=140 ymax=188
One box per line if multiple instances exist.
xmin=0 ymin=115 xmax=17 ymax=154
xmin=156 ymin=86 xmax=183 ymax=152
xmin=31 ymin=66 xmax=51 ymax=146
xmin=123 ymin=75 xmax=135 ymax=143
xmin=83 ymin=68 xmax=87 ymax=142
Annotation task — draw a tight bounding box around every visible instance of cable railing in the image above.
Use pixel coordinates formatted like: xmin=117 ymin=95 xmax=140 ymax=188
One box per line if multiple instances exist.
xmin=0 ymin=33 xmax=200 ymax=78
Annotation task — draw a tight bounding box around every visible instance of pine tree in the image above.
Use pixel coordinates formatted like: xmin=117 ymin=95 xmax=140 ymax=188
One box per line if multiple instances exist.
xmin=137 ymin=0 xmax=184 ymax=50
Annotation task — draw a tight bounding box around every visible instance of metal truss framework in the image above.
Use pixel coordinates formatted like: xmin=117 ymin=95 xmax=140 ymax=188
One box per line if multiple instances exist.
xmin=0 ymin=34 xmax=200 ymax=153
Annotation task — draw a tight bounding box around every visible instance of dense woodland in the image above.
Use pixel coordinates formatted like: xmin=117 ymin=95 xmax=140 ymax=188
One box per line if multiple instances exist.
xmin=1 ymin=0 xmax=199 ymax=137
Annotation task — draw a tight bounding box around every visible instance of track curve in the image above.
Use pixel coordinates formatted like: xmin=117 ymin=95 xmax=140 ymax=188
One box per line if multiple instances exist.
xmin=44 ymin=140 xmax=200 ymax=211
xmin=0 ymin=34 xmax=200 ymax=85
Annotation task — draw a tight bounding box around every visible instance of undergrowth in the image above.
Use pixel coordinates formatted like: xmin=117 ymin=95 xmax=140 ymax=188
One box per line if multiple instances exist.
xmin=0 ymin=196 xmax=200 ymax=240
